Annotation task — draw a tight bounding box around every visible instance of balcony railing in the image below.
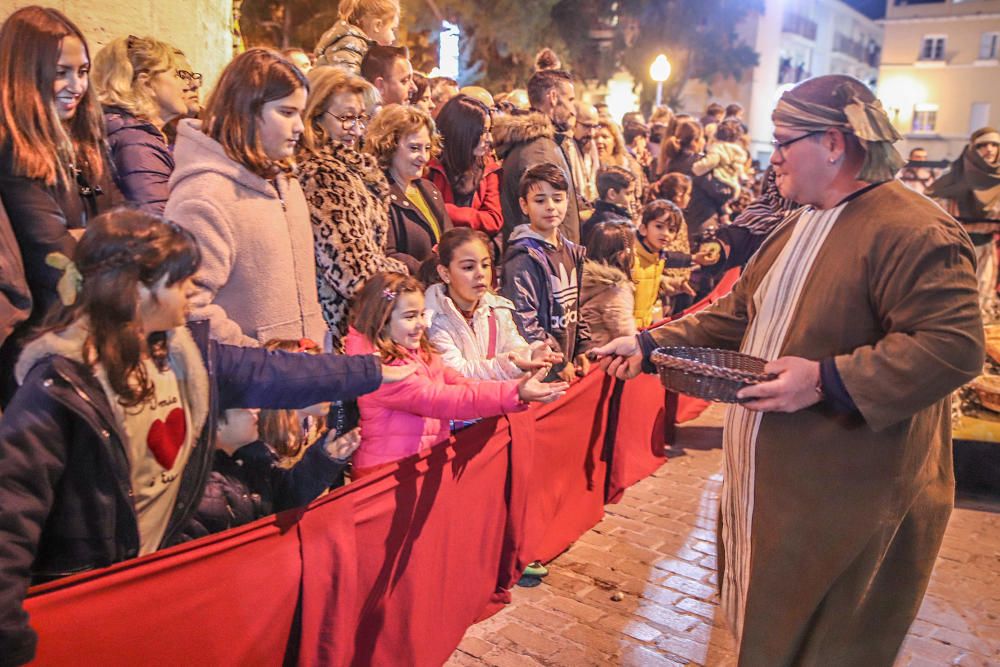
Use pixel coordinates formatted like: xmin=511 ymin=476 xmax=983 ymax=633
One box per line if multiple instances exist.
xmin=782 ymin=12 xmax=818 ymax=41
xmin=834 ymin=33 xmax=866 ymax=61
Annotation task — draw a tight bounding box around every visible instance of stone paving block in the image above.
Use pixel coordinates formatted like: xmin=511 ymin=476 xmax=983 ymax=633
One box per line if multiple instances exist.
xmin=544 ymin=595 xmax=607 ymax=624
xmin=457 ymin=636 xmax=496 ymax=659
xmin=496 ymin=623 xmax=560 ymax=657
xmin=619 ymin=645 xmax=686 ymax=667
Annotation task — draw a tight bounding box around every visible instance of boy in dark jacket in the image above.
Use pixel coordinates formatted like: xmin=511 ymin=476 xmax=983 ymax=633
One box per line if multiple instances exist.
xmin=501 ymin=163 xmax=592 ymax=383
xmin=175 ymin=409 xmax=360 ymax=542
xmin=580 ymin=165 xmax=636 ymax=245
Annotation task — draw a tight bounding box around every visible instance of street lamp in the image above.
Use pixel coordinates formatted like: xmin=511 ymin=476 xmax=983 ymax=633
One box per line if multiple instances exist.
xmin=650 ymin=54 xmax=671 ymax=107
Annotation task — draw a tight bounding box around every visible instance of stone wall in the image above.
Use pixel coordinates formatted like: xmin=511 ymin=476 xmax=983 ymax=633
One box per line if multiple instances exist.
xmin=0 ymin=0 xmax=234 ymax=89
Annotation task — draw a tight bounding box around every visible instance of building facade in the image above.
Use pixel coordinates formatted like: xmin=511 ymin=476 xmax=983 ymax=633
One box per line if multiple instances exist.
xmin=681 ymin=0 xmax=884 ymax=163
xmin=878 ymin=0 xmax=1000 ymax=160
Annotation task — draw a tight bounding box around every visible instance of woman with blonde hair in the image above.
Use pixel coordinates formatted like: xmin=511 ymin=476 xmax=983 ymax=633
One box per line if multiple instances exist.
xmin=365 ymin=104 xmax=452 ymax=274
xmin=299 ymin=66 xmax=407 ymax=352
xmin=93 ymin=35 xmax=189 ymax=213
xmin=593 ymin=118 xmax=645 ymax=204
xmin=165 ymin=48 xmax=327 ymax=348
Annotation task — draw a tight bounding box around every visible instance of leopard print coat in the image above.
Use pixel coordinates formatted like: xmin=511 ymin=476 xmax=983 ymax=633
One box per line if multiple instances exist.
xmin=299 ymin=143 xmax=407 ymax=351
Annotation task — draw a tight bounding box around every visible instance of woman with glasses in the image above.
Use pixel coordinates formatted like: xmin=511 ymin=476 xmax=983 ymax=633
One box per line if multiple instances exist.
xmin=0 ymin=6 xmax=119 ymax=402
xmin=299 ymin=67 xmax=407 ymax=351
xmin=93 ymin=35 xmax=189 ymax=214
xmin=365 ymin=104 xmax=452 ymax=275
xmin=425 ymin=95 xmax=503 ymax=258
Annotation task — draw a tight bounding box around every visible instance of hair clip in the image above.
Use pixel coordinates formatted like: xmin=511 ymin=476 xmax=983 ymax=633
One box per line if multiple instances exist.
xmin=382 ymin=288 xmax=397 ymax=301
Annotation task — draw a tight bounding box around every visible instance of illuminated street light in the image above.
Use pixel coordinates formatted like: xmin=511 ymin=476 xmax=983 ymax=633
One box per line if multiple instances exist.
xmin=650 ymin=54 xmax=671 ymax=107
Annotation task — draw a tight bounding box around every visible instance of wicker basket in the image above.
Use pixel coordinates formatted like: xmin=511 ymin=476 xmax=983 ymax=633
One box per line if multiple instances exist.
xmin=651 ymin=347 xmax=777 ymax=403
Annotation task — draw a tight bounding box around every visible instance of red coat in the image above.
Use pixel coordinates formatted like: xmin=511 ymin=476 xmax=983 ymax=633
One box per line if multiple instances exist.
xmin=424 ymin=158 xmax=503 ymax=235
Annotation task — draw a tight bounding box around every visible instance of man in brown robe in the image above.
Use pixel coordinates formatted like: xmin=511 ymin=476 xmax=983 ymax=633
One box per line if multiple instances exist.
xmin=594 ymin=75 xmax=985 ymax=666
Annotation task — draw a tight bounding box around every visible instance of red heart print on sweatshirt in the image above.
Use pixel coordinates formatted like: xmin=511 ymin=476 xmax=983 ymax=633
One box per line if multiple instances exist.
xmin=146 ymin=407 xmax=186 ymax=470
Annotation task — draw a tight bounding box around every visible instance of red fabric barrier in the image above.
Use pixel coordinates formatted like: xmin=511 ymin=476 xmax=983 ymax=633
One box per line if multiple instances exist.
xmin=605 ymin=373 xmax=669 ymax=504
xmin=21 ymin=275 xmax=738 ymax=665
xmin=25 ymin=518 xmax=302 ymax=666
xmin=296 ymin=418 xmax=512 ymax=667
xmin=515 ymin=371 xmax=613 ymax=566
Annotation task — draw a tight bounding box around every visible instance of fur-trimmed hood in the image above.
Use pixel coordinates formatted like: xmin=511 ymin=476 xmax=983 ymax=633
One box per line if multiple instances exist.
xmin=582 ymin=260 xmax=633 ymax=291
xmin=16 ymin=321 xmax=211 ymax=441
xmin=492 ymin=112 xmax=556 ymax=160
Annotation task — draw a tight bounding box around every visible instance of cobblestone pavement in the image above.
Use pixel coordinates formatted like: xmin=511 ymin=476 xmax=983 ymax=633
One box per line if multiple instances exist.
xmin=447 ymin=404 xmax=1000 ymax=667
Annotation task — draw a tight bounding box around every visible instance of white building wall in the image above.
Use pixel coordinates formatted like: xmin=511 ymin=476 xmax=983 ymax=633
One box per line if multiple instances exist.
xmin=0 ymin=0 xmax=234 ymax=90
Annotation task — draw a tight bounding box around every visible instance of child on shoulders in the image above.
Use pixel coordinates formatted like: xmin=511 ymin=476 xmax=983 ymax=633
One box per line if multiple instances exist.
xmin=501 ymin=163 xmax=593 ymax=384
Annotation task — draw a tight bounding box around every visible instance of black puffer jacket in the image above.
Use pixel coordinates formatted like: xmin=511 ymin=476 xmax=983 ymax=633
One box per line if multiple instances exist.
xmin=104 ymin=107 xmax=174 ymax=215
xmin=174 ymin=440 xmax=346 ymax=542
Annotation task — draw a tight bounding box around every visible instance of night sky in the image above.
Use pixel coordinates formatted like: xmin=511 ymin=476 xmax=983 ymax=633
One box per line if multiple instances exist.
xmin=843 ymin=0 xmax=887 ymax=20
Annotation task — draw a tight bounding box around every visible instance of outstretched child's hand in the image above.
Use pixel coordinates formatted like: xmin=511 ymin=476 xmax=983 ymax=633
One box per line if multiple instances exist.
xmin=518 ymin=367 xmax=569 ymax=404
xmin=380 ymin=363 xmax=417 ymax=384
xmin=324 ymin=427 xmax=362 ymax=461
xmin=575 ymin=353 xmax=591 ymax=377
xmin=556 ymin=362 xmax=577 ymax=384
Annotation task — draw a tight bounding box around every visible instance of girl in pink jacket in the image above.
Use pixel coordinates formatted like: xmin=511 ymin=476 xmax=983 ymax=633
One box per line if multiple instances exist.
xmin=345 ymin=272 xmax=568 ymax=476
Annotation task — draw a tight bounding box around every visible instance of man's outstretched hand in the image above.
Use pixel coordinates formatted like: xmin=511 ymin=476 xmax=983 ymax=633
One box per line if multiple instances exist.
xmin=589 ymin=335 xmax=644 ymax=380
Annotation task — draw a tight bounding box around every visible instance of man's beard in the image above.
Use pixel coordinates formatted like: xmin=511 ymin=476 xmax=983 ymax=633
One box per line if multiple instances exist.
xmin=553 ymin=118 xmax=572 ymax=133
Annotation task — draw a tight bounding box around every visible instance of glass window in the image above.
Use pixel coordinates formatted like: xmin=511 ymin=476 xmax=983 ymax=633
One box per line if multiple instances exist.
xmin=920 ymin=36 xmax=946 ymax=61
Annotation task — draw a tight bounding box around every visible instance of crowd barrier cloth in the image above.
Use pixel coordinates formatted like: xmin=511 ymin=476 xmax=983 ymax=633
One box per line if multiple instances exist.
xmin=23 ymin=271 xmax=741 ymax=666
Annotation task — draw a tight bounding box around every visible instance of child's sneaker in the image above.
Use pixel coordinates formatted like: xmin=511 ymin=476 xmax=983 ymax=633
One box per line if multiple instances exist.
xmin=523 ymin=561 xmax=549 ymax=577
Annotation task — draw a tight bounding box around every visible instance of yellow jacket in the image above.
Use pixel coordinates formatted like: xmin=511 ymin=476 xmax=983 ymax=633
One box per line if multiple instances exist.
xmin=632 ymin=239 xmax=665 ymax=329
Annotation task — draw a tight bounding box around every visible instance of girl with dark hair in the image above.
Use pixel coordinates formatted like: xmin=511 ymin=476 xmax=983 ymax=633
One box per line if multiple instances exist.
xmin=344 ymin=271 xmax=567 ymax=476
xmin=0 ymin=209 xmax=404 ymax=665
xmin=423 ymin=227 xmax=560 ymax=380
xmin=165 ymin=48 xmax=327 ymax=348
xmin=580 ymin=222 xmax=638 ymax=346
xmin=0 ymin=6 xmax=120 ymax=399
xmin=425 ymin=94 xmax=504 ymax=246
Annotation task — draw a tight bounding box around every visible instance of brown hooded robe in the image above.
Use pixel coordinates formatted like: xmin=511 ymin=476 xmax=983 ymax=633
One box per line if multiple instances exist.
xmin=647 ymin=179 xmax=984 ymax=666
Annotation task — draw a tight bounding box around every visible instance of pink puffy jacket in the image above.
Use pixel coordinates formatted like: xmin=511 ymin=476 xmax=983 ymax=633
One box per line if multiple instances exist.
xmin=344 ymin=328 xmax=526 ymax=471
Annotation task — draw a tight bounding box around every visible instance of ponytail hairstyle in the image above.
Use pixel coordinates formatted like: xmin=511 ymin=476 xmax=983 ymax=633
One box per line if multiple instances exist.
xmin=338 ymin=0 xmax=400 ymax=26
xmin=435 ymin=94 xmax=491 ymax=198
xmin=201 ymin=48 xmax=308 ymax=177
xmin=38 ymin=208 xmax=201 ymax=407
xmin=257 ymin=338 xmax=326 ymax=462
xmin=586 ymin=222 xmax=635 ymax=281
xmin=650 ymin=172 xmax=692 ymax=206
xmin=0 ymin=6 xmax=107 ymax=188
xmin=350 ymin=272 xmax=433 ymax=363
xmin=92 ymin=35 xmax=183 ymax=121
xmin=660 ymin=118 xmax=703 ymax=166
xmin=534 ymin=47 xmax=562 ymax=72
